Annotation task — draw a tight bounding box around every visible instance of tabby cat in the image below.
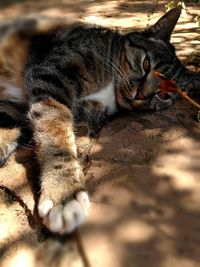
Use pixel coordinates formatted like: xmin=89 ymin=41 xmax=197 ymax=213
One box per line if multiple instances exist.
xmin=0 ymin=7 xmax=199 ymax=234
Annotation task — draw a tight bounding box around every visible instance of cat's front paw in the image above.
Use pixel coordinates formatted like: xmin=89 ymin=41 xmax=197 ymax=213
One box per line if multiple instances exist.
xmin=38 ymin=191 xmax=90 ymax=234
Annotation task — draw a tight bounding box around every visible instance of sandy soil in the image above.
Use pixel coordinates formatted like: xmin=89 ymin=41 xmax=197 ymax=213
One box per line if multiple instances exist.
xmin=0 ymin=1 xmax=200 ymax=267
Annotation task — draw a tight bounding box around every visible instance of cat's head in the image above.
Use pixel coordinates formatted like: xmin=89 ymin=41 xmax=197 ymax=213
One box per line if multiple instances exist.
xmin=117 ymin=7 xmax=199 ymax=111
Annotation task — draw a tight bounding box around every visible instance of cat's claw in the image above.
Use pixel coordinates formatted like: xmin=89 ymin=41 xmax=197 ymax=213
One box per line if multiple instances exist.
xmin=38 ymin=191 xmax=90 ymax=234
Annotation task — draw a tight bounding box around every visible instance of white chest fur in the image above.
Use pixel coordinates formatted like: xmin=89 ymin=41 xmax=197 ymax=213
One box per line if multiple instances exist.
xmin=82 ymin=81 xmax=117 ymax=114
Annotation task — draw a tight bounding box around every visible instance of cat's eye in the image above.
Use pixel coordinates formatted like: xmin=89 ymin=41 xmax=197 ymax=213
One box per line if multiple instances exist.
xmin=143 ymin=56 xmax=150 ymax=73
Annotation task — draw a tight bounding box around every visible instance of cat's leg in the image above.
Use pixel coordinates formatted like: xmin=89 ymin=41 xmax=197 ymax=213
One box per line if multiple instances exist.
xmin=29 ymin=98 xmax=90 ymax=234
xmin=74 ymin=99 xmax=109 ymax=137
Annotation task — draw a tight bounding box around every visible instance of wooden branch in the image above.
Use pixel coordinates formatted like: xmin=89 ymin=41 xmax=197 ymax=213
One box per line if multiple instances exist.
xmin=154 ymin=71 xmax=200 ymax=110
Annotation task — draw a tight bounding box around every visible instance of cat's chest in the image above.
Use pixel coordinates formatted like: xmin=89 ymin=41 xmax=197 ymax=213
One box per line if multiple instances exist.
xmin=82 ymin=81 xmax=117 ymax=114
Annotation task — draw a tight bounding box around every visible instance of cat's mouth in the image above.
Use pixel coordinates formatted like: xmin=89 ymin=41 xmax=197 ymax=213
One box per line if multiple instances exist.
xmin=157 ymin=91 xmax=172 ymax=100
xmin=129 ymin=89 xmax=149 ymax=109
xmin=135 ymin=90 xmax=145 ymax=100
xmin=135 ymin=86 xmax=173 ymax=100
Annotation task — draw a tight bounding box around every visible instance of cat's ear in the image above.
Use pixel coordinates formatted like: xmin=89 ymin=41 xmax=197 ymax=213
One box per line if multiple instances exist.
xmin=143 ymin=7 xmax=181 ymax=41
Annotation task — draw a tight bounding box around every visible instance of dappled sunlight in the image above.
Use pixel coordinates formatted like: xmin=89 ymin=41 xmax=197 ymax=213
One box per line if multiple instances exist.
xmin=115 ymin=220 xmax=155 ymax=243
xmin=152 ymin=126 xmax=200 ymax=214
xmin=81 ymin=230 xmax=122 ymax=267
xmin=0 ymin=203 xmax=29 ymax=241
xmin=162 ymin=257 xmax=198 ymax=267
xmin=154 ymin=128 xmax=200 ymax=191
xmin=83 ymin=15 xmax=144 ymax=29
xmin=90 ymin=143 xmax=102 ymax=154
xmin=171 ymin=173 xmax=197 ymax=190
xmin=83 ymin=98 xmax=200 ymax=266
xmin=0 ymin=160 xmax=28 ymax=188
xmin=0 ymin=151 xmax=36 ymax=211
xmin=180 ymin=190 xmax=200 ymax=212
xmin=172 ymin=31 xmax=199 ymax=42
xmin=1 ymin=245 xmax=35 ymax=267
xmin=0 ymin=0 xmax=199 ymax=266
xmin=85 ymin=202 xmax=120 ymax=225
xmin=0 ymin=0 xmax=198 ymax=62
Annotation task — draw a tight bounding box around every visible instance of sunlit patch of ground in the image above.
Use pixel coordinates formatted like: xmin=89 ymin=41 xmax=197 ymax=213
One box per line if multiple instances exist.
xmin=0 ymin=1 xmax=200 ymax=267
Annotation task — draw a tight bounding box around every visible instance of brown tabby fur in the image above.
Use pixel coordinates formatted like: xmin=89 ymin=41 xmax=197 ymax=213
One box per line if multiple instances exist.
xmin=0 ymin=8 xmax=199 ymax=233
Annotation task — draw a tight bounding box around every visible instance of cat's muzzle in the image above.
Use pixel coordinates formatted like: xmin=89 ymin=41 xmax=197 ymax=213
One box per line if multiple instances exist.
xmin=148 ymin=93 xmax=174 ymax=110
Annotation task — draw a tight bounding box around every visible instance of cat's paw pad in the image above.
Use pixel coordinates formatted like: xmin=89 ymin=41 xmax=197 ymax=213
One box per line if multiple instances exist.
xmin=38 ymin=191 xmax=90 ymax=234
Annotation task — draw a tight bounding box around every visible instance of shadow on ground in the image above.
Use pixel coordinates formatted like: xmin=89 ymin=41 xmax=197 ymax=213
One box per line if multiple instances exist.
xmin=0 ymin=1 xmax=200 ymax=267
xmin=84 ymin=99 xmax=200 ymax=267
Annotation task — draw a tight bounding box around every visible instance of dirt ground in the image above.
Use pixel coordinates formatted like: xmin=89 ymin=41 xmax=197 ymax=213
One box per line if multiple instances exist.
xmin=0 ymin=1 xmax=200 ymax=267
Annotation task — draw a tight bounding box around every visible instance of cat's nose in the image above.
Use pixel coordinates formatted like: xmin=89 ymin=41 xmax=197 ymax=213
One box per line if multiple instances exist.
xmin=135 ymin=90 xmax=145 ymax=100
xmin=125 ymin=90 xmax=138 ymax=101
xmin=130 ymin=90 xmax=137 ymax=99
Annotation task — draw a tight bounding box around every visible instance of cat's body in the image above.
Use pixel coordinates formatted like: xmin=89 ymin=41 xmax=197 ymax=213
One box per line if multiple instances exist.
xmin=0 ymin=8 xmax=199 ymax=234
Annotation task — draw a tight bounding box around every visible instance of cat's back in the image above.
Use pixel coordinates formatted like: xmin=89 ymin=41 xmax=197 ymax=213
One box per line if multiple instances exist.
xmin=0 ymin=16 xmax=81 ymax=102
xmin=0 ymin=16 xmax=117 ymax=103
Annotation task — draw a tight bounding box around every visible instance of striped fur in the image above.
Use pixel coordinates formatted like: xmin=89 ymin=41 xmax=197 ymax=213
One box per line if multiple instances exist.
xmin=0 ymin=8 xmax=199 ymax=233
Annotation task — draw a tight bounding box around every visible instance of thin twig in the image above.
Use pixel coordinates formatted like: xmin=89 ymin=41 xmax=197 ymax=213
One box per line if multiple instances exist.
xmin=154 ymin=71 xmax=200 ymax=110
xmin=175 ymin=87 xmax=200 ymax=109
xmin=0 ymin=185 xmax=35 ymax=228
xmin=75 ymin=228 xmax=92 ymax=267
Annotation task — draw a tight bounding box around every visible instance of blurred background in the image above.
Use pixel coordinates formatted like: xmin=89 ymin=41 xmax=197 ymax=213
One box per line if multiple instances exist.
xmin=0 ymin=1 xmax=200 ymax=267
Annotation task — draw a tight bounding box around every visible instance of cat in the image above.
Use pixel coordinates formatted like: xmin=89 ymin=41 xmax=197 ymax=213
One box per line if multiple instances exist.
xmin=0 ymin=7 xmax=199 ymax=234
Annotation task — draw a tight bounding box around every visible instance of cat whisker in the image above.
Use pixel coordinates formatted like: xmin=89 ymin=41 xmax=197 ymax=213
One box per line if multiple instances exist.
xmin=86 ymin=45 xmax=130 ymax=86
xmin=110 ymin=53 xmax=130 ymax=82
